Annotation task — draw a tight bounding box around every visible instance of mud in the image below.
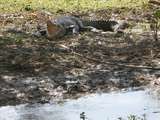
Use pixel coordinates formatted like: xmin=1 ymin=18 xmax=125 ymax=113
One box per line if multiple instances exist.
xmin=0 ymin=8 xmax=160 ymax=106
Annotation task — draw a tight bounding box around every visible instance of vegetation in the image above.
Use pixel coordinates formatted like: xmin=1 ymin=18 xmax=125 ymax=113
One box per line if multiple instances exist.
xmin=0 ymin=0 xmax=148 ymax=13
xmin=151 ymin=10 xmax=160 ymax=41
xmin=80 ymin=112 xmax=147 ymax=120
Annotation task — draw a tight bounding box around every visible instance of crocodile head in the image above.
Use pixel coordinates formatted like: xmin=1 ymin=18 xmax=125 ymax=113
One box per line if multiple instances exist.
xmin=46 ymin=20 xmax=65 ymax=39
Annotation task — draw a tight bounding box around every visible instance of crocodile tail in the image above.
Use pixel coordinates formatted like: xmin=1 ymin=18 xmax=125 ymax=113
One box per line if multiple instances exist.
xmin=81 ymin=20 xmax=119 ymax=32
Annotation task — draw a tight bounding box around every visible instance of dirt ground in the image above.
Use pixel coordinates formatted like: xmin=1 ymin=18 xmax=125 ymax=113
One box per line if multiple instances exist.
xmin=0 ymin=8 xmax=160 ymax=106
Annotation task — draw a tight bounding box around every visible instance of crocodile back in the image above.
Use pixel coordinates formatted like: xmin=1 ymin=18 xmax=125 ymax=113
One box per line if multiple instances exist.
xmin=55 ymin=16 xmax=83 ymax=30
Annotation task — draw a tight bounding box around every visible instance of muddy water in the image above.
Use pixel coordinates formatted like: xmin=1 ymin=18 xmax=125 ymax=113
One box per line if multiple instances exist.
xmin=0 ymin=90 xmax=160 ymax=120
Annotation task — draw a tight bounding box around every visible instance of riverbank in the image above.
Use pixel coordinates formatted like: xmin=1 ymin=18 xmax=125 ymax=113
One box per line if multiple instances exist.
xmin=0 ymin=6 xmax=160 ymax=106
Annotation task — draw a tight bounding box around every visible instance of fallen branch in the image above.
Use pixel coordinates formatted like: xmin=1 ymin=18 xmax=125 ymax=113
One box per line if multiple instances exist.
xmin=72 ymin=51 xmax=160 ymax=70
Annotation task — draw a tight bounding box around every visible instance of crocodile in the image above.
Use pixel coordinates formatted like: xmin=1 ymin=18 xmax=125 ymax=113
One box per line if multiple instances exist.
xmin=39 ymin=16 xmax=129 ymax=39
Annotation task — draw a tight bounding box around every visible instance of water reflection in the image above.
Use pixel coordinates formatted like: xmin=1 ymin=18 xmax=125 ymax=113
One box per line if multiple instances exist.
xmin=0 ymin=90 xmax=160 ymax=120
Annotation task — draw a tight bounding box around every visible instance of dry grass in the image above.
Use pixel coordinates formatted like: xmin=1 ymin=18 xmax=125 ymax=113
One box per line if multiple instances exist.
xmin=0 ymin=0 xmax=148 ymax=13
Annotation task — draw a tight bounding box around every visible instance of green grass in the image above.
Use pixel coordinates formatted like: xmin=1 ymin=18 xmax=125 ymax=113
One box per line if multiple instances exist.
xmin=0 ymin=0 xmax=148 ymax=13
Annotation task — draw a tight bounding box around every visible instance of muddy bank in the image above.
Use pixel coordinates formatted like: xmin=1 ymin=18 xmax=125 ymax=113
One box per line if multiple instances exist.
xmin=0 ymin=9 xmax=160 ymax=106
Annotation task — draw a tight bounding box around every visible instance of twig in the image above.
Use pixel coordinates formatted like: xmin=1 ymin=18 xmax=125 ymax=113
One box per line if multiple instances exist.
xmin=72 ymin=51 xmax=160 ymax=70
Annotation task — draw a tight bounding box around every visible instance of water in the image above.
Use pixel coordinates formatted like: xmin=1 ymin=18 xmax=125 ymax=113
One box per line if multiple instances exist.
xmin=0 ymin=90 xmax=160 ymax=120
